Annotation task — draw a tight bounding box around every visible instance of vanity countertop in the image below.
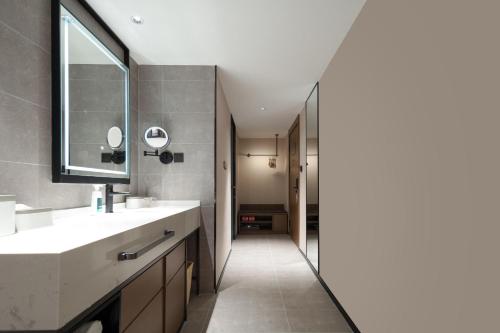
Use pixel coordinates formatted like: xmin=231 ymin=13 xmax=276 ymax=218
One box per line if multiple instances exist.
xmin=0 ymin=200 xmax=200 ymax=331
xmin=0 ymin=200 xmax=200 ymax=254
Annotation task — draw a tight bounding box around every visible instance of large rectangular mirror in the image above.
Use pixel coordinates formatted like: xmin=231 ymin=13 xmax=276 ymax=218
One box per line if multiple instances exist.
xmin=52 ymin=2 xmax=130 ymax=184
xmin=306 ymin=83 xmax=319 ymax=271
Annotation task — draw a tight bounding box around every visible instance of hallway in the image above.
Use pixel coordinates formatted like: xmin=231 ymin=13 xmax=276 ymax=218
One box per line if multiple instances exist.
xmin=182 ymin=235 xmax=352 ymax=333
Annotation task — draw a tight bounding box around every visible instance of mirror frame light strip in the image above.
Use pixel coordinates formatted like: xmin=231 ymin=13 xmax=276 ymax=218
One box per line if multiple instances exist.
xmin=65 ymin=165 xmax=127 ymax=175
xmin=61 ymin=5 xmax=130 ymax=177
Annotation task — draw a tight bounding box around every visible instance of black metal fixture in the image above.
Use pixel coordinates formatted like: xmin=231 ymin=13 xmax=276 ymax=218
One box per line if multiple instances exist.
xmin=241 ymin=134 xmax=279 ymax=168
xmin=143 ymin=149 xmax=178 ymax=165
xmin=101 ymin=151 xmax=126 ymax=164
xmin=105 ymin=184 xmax=130 ymax=213
xmin=142 ymin=126 xmax=182 ymax=165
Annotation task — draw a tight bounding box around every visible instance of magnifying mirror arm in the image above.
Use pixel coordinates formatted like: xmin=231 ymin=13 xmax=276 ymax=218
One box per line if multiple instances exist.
xmin=144 ymin=149 xmax=160 ymax=157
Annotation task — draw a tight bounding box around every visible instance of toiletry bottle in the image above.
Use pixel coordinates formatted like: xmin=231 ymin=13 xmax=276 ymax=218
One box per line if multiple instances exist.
xmin=91 ymin=185 xmax=103 ymax=214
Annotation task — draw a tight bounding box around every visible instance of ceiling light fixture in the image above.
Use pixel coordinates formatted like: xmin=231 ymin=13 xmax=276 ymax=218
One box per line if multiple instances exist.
xmin=131 ymin=16 xmax=144 ymax=24
xmin=260 ymin=107 xmax=266 ymax=111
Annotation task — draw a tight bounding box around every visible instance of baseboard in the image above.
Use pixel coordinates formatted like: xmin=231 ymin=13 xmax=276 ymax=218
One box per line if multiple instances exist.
xmin=299 ymin=249 xmax=361 ymax=333
xmin=215 ymin=249 xmax=232 ymax=292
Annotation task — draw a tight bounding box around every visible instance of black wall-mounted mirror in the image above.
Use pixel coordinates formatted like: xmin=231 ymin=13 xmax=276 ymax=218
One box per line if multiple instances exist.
xmin=52 ymin=0 xmax=130 ymax=184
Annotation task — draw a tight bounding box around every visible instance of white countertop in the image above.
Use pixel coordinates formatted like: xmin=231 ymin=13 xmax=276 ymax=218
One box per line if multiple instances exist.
xmin=0 ymin=200 xmax=201 ymax=330
xmin=0 ymin=200 xmax=200 ymax=254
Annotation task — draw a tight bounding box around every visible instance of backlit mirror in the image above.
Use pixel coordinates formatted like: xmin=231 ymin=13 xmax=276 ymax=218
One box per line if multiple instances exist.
xmin=53 ymin=4 xmax=130 ymax=183
xmin=144 ymin=127 xmax=170 ymax=149
xmin=306 ymin=83 xmax=319 ymax=271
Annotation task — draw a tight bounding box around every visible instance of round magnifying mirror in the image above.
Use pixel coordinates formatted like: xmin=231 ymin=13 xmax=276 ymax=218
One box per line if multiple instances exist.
xmin=107 ymin=126 xmax=123 ymax=149
xmin=144 ymin=126 xmax=170 ymax=149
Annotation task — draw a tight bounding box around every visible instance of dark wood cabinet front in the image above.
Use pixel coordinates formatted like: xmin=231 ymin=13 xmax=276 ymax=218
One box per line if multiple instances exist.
xmin=123 ymin=291 xmax=164 ymax=333
xmin=165 ymin=264 xmax=186 ymax=333
xmin=120 ymin=259 xmax=164 ymax=331
xmin=120 ymin=240 xmax=187 ymax=333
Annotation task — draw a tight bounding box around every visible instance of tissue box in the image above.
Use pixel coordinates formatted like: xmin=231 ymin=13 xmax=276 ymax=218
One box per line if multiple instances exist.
xmin=0 ymin=195 xmax=16 ymax=236
xmin=15 ymin=208 xmax=53 ymax=232
xmin=126 ymin=197 xmax=153 ymax=209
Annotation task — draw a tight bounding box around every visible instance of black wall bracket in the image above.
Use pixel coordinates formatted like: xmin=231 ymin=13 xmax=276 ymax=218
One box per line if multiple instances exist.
xmin=144 ymin=150 xmax=183 ymax=165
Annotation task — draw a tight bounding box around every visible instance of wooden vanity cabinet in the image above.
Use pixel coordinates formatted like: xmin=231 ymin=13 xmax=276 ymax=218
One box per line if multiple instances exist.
xmin=121 ymin=259 xmax=163 ymax=331
xmin=165 ymin=263 xmax=186 ymax=333
xmin=122 ymin=291 xmax=164 ymax=333
xmin=120 ymin=240 xmax=187 ymax=333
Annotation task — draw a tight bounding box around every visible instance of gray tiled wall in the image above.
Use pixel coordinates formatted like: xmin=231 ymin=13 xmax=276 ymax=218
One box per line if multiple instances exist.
xmin=138 ymin=65 xmax=215 ymax=292
xmin=0 ymin=0 xmax=138 ymax=209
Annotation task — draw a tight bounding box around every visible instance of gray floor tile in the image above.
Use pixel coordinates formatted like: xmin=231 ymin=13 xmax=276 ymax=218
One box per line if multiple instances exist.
xmin=181 ymin=235 xmax=351 ymax=333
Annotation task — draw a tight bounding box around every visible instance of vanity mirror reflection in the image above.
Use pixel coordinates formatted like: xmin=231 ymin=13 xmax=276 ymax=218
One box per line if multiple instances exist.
xmin=306 ymin=83 xmax=319 ymax=271
xmin=52 ymin=1 xmax=130 ymax=184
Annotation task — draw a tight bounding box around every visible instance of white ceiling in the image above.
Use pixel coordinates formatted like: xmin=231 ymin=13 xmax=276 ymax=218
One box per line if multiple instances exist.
xmin=86 ymin=0 xmax=365 ymax=138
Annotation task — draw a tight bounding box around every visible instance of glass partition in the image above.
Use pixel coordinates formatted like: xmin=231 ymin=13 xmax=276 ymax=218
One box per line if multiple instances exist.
xmin=306 ymin=83 xmax=319 ymax=271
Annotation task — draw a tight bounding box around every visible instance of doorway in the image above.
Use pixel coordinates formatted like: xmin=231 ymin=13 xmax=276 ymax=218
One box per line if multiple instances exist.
xmin=288 ymin=117 xmax=300 ymax=247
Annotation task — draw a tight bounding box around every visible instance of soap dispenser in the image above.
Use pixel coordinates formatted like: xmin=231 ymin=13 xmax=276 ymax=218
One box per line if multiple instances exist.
xmin=91 ymin=185 xmax=103 ymax=214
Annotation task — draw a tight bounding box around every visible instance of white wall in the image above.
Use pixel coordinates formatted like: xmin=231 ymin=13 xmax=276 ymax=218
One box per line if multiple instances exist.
xmin=237 ymin=138 xmax=288 ymax=208
xmin=319 ymin=0 xmax=500 ymax=332
xmin=215 ymin=74 xmax=232 ymax=284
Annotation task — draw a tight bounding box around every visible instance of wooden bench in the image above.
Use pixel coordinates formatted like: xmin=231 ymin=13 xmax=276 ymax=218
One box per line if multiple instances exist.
xmin=238 ymin=204 xmax=288 ymax=234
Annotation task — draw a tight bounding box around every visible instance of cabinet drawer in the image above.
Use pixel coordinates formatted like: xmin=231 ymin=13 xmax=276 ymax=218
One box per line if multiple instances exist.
xmin=121 ymin=259 xmax=163 ymax=331
xmin=165 ymin=241 xmax=185 ymax=284
xmin=165 ymin=264 xmax=186 ymax=333
xmin=123 ymin=290 xmax=163 ymax=333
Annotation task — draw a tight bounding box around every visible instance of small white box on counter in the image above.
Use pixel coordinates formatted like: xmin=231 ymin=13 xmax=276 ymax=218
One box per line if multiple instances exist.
xmin=0 ymin=195 xmax=16 ymax=237
xmin=15 ymin=208 xmax=53 ymax=232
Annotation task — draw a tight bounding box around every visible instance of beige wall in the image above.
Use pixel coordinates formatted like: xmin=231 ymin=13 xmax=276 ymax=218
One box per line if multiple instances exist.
xmin=319 ymin=0 xmax=500 ymax=332
xmin=237 ymin=138 xmax=288 ymax=208
xmin=215 ymin=75 xmax=232 ymax=284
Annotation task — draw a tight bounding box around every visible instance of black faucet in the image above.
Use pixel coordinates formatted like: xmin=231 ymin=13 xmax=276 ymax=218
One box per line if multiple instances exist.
xmin=105 ymin=184 xmax=130 ymax=213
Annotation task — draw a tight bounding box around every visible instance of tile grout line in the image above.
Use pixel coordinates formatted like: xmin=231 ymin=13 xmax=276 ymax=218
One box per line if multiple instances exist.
xmin=0 ymin=19 xmax=50 ymax=54
xmin=268 ymin=235 xmax=292 ymax=333
xmin=0 ymin=88 xmax=50 ymax=111
xmin=0 ymin=159 xmax=50 ymax=167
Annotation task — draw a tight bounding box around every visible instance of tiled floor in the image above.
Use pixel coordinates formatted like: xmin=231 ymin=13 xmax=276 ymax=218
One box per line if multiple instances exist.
xmin=181 ymin=234 xmax=352 ymax=333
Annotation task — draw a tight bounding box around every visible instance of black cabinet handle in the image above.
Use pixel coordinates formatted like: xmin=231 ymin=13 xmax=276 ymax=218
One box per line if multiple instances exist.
xmin=118 ymin=230 xmax=175 ymax=261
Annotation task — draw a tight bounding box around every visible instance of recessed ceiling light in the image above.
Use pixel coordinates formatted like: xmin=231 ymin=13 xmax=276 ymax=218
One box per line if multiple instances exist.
xmin=131 ymin=16 xmax=144 ymax=24
xmin=260 ymin=107 xmax=266 ymax=111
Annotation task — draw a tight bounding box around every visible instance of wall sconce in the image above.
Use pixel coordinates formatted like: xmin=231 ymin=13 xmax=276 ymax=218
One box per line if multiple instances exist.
xmin=242 ymin=134 xmax=279 ymax=168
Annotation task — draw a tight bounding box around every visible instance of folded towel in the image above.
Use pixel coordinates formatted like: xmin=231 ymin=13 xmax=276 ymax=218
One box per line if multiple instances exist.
xmin=73 ymin=320 xmax=103 ymax=333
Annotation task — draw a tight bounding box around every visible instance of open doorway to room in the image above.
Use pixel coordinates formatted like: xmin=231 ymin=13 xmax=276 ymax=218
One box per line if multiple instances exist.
xmin=234 ymin=132 xmax=289 ymax=239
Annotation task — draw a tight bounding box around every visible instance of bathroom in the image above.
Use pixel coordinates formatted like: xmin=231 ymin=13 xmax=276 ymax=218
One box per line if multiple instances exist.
xmin=4 ymin=0 xmax=498 ymax=333
xmin=0 ymin=0 xmax=225 ymax=331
